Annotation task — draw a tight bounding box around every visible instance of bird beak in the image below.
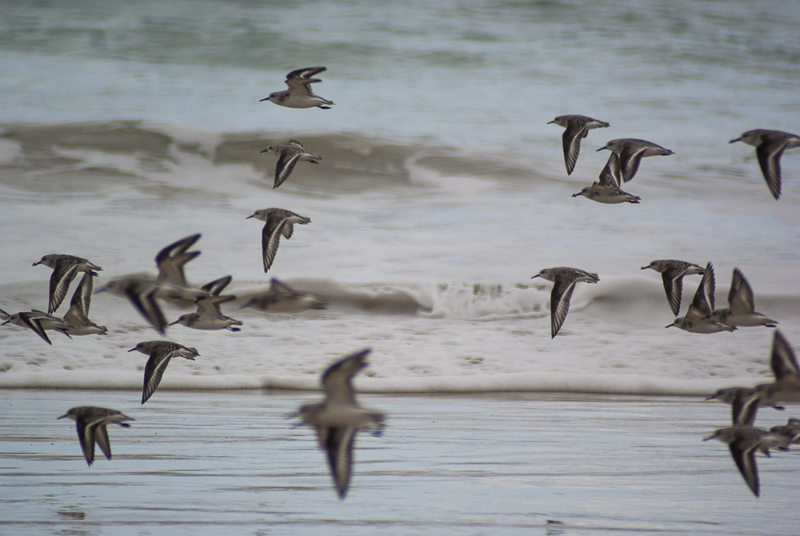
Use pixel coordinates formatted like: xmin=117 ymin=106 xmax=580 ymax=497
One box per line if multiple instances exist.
xmin=169 ymin=320 xmax=180 ymax=326
xmin=57 ymin=413 xmax=68 ymax=420
xmin=94 ymin=284 xmax=107 ymax=294
xmin=246 ymin=214 xmax=255 ymax=219
xmin=640 ymin=266 xmax=648 ymax=270
xmin=128 ymin=347 xmax=137 ymax=352
xmin=259 ymin=148 xmax=269 ymax=153
xmin=705 ymin=395 xmax=717 ymax=400
xmin=665 ymin=323 xmax=674 ymax=328
xmin=702 ymin=434 xmax=715 ymax=441
xmin=546 ymin=120 xmax=554 ymax=124
xmin=596 ymin=146 xmax=608 ymax=151
xmin=531 ymin=275 xmax=540 ymax=279
xmin=32 ymin=261 xmax=39 ymax=266
xmin=729 ymin=138 xmax=741 ymax=144
xmin=258 ymin=97 xmax=269 ymax=102
xmin=571 ymin=192 xmax=580 ymax=197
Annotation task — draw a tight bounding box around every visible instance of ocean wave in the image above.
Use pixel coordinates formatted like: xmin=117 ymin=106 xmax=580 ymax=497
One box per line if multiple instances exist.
xmin=0 ymin=121 xmax=555 ymax=198
xmin=0 ymin=368 xmax=764 ymax=397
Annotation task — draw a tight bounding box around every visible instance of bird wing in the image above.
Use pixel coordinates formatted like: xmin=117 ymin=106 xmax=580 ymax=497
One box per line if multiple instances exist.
xmin=76 ymin=417 xmax=96 ymax=466
xmin=729 ymin=439 xmax=760 ymax=497
xmin=728 ymin=268 xmax=755 ymax=314
xmin=550 ymin=280 xmax=577 ymax=338
xmin=261 ymin=218 xmax=287 ymax=273
xmin=619 ymin=146 xmax=648 ymax=183
xmin=755 ymin=139 xmax=786 ymax=200
xmin=126 ymin=285 xmax=167 ymax=335
xmin=661 ymin=268 xmax=685 ymax=317
xmin=326 ymin=426 xmax=357 ymax=499
xmin=771 ymin=331 xmax=800 ymax=381
xmin=562 ymin=124 xmax=586 ymax=175
xmin=274 ymin=150 xmax=302 ymax=189
xmin=321 ymin=349 xmax=371 ymax=405
xmin=142 ymin=349 xmax=173 ymax=404
xmin=200 ymin=275 xmax=232 ymax=296
xmin=19 ymin=312 xmax=53 ymax=345
xmin=49 ymin=263 xmax=79 ymax=314
xmin=94 ymin=424 xmax=113 ymax=461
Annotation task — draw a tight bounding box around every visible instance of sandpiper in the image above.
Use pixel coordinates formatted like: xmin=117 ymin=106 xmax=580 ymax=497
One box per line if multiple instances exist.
xmin=129 ymin=341 xmax=200 ymax=404
xmin=95 ymin=269 xmax=208 ymax=335
xmin=709 ymin=268 xmax=778 ymax=328
xmin=706 ymin=386 xmax=784 ymax=412
xmin=572 ymin=158 xmax=641 ymax=203
xmin=1 ymin=310 xmax=73 ymax=345
xmin=33 ymin=254 xmax=102 ymax=314
xmin=293 ymin=349 xmax=385 ymax=499
xmin=260 ymin=67 xmax=334 ymax=109
xmin=548 ymin=115 xmax=610 ymax=175
xmin=62 ymin=272 xmax=107 ymax=336
xmin=730 ymin=129 xmax=800 ymax=200
xmin=666 ymin=263 xmax=735 ymax=333
xmin=531 ymin=267 xmax=599 ymax=338
xmin=246 ymin=208 xmax=311 ymax=273
xmin=641 ymin=260 xmax=705 ymax=316
xmin=58 ymin=406 xmax=134 ymax=466
xmin=703 ymin=425 xmax=788 ymax=497
xmin=241 ymin=278 xmax=327 ymax=313
xmin=596 ymin=138 xmax=674 ymax=183
xmin=261 ymin=140 xmax=322 ymax=189
xmin=171 ymin=276 xmax=242 ymax=331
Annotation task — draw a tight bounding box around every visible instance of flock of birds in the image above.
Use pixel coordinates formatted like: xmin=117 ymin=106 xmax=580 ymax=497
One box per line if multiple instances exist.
xmin=2 ymin=66 xmax=799 ymax=499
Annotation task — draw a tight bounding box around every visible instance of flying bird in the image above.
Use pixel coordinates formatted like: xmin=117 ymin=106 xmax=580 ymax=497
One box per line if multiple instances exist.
xmin=730 ymin=129 xmax=800 ymax=200
xmin=246 ymin=208 xmax=311 ymax=273
xmin=293 ymin=349 xmax=385 ymax=499
xmin=548 ymin=114 xmax=610 ymax=175
xmin=129 ymin=341 xmax=200 ymax=404
xmin=58 ymin=406 xmax=134 ymax=466
xmin=641 ymin=259 xmax=706 ymax=316
xmin=32 ymin=254 xmax=102 ymax=314
xmin=531 ymin=267 xmax=599 ymax=338
xmin=261 ymin=140 xmax=322 ymax=189
xmin=260 ymin=67 xmax=334 ymax=109
xmin=596 ymin=138 xmax=674 ymax=183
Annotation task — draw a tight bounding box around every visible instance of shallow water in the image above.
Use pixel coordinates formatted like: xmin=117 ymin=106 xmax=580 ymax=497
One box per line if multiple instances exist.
xmin=2 ymin=390 xmax=800 ymax=535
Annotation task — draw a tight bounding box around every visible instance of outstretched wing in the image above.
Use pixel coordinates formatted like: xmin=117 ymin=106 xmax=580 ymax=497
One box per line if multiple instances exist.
xmin=326 ymin=426 xmax=357 ymax=499
xmin=550 ymin=280 xmax=577 ymax=338
xmin=261 ymin=218 xmax=287 ymax=273
xmin=755 ymin=139 xmax=786 ymax=200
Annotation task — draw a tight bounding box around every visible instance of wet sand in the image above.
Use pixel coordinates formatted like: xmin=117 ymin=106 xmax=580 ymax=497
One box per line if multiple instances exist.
xmin=2 ymin=389 xmax=799 ymax=535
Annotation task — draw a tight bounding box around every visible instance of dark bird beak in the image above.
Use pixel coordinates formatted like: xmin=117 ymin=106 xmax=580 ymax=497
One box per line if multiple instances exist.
xmin=246 ymin=214 xmax=255 ymax=219
xmin=705 ymin=395 xmax=717 ymax=400
xmin=665 ymin=323 xmax=675 ymax=328
xmin=531 ymin=275 xmax=540 ymax=279
xmin=546 ymin=120 xmax=554 ymax=124
xmin=640 ymin=266 xmax=648 ymax=270
xmin=128 ymin=347 xmax=137 ymax=352
xmin=259 ymin=97 xmax=268 ymax=102
xmin=729 ymin=138 xmax=741 ymax=144
xmin=571 ymin=192 xmax=580 ymax=197
xmin=702 ymin=434 xmax=715 ymax=441
xmin=169 ymin=320 xmax=180 ymax=326
xmin=57 ymin=413 xmax=68 ymax=420
xmin=259 ymin=148 xmax=269 ymax=153
xmin=596 ymin=147 xmax=607 ymax=151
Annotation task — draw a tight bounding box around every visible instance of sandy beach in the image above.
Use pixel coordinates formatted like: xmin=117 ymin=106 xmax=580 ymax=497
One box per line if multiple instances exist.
xmin=3 ymin=389 xmax=799 ymax=535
